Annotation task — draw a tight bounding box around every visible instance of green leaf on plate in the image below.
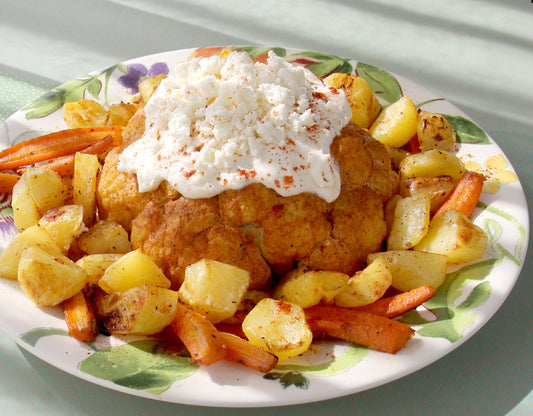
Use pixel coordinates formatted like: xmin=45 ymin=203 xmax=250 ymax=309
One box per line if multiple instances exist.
xmin=294 ymin=51 xmax=353 ymax=78
xmin=441 ymin=114 xmax=490 ymax=144
xmin=22 ymin=89 xmax=66 ymax=120
xmin=274 ymin=343 xmax=368 ymax=376
xmin=356 ymin=62 xmax=402 ymax=104
xmin=78 ymin=339 xmax=199 ymax=395
xmin=20 ymin=327 xmax=69 ymax=346
xmin=401 ymin=258 xmax=497 ymax=342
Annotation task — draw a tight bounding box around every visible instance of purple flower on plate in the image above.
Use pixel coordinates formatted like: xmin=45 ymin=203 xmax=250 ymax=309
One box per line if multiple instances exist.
xmin=118 ymin=62 xmax=169 ymax=94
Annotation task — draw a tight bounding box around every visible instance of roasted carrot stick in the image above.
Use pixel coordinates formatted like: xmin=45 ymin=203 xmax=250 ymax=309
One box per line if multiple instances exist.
xmin=63 ymin=290 xmax=98 ymax=342
xmin=18 ymin=135 xmax=118 ymax=178
xmin=307 ymin=311 xmax=414 ymax=354
xmin=0 ymin=126 xmax=123 ymax=170
xmin=218 ymin=331 xmax=278 ymax=373
xmin=355 ymin=284 xmax=436 ymax=318
xmin=0 ymin=172 xmax=20 ymax=193
xmin=170 ymin=302 xmax=226 ymax=366
xmin=433 ymin=170 xmax=484 ymax=218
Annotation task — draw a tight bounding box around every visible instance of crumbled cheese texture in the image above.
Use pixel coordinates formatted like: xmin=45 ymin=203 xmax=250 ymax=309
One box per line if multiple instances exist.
xmin=118 ymin=51 xmax=351 ymax=202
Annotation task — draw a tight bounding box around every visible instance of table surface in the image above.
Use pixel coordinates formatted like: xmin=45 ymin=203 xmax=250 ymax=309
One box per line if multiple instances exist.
xmin=1 ymin=1 xmax=532 ymax=415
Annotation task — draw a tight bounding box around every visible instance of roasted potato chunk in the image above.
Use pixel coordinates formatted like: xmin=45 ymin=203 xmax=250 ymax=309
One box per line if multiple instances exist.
xmin=98 ymin=249 xmax=170 ymax=293
xmin=178 ymin=259 xmax=251 ymax=323
xmin=399 ymin=149 xmax=466 ymax=181
xmin=18 ymin=246 xmax=88 ymax=307
xmin=369 ymin=96 xmax=418 ymax=148
xmin=416 ymin=110 xmax=456 ymax=152
xmin=0 ymin=224 xmax=62 ymax=280
xmin=107 ymin=103 xmax=138 ymax=126
xmin=75 ymin=254 xmax=123 ymax=286
xmin=323 ymin=73 xmax=381 ymax=129
xmin=93 ymin=284 xmax=178 ymax=335
xmin=272 ymin=268 xmax=349 ymax=308
xmin=77 ymin=219 xmax=131 ymax=255
xmin=400 ymin=176 xmax=458 ymax=214
xmin=73 ymin=152 xmax=99 ymax=226
xmin=387 ymin=193 xmax=431 ymax=250
xmin=242 ymin=298 xmax=312 ymax=361
xmin=414 ymin=210 xmax=488 ymax=263
xmin=334 ymin=256 xmax=392 ymax=307
xmin=63 ymin=100 xmax=109 ymax=128
xmin=12 ymin=167 xmax=70 ymax=232
xmin=38 ymin=204 xmax=85 ymax=253
xmin=368 ymin=250 xmax=448 ymax=292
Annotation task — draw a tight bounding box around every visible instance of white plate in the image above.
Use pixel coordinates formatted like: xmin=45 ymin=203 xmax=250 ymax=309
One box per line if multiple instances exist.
xmin=0 ymin=47 xmax=529 ymax=407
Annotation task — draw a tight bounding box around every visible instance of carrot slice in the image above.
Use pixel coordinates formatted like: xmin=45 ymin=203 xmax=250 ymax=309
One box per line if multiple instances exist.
xmin=170 ymin=302 xmax=225 ymax=366
xmin=355 ymin=285 xmax=436 ymax=318
xmin=218 ymin=331 xmax=278 ymax=373
xmin=433 ymin=170 xmax=484 ymax=218
xmin=307 ymin=310 xmax=414 ymax=354
xmin=0 ymin=172 xmax=21 ymax=193
xmin=62 ymin=290 xmax=98 ymax=342
xmin=21 ymin=135 xmax=118 ymax=178
xmin=0 ymin=126 xmax=123 ymax=170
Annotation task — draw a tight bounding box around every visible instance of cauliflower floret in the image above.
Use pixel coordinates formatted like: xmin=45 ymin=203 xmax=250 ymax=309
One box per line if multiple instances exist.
xmin=96 ymin=121 xmax=397 ymax=289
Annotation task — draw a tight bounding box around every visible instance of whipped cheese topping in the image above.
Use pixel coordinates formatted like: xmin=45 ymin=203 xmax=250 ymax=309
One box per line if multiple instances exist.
xmin=118 ymin=51 xmax=351 ymax=202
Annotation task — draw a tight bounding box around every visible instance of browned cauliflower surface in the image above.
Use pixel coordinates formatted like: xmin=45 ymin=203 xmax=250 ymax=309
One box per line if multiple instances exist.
xmin=96 ymin=121 xmax=398 ymax=290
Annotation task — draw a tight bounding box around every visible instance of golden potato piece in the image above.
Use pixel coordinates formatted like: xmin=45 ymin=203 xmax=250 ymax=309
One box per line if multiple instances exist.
xmin=178 ymin=259 xmax=251 ymax=324
xmin=0 ymin=225 xmax=62 ymax=280
xmin=93 ymin=284 xmax=178 ymax=335
xmin=12 ymin=167 xmax=70 ymax=232
xmin=63 ymin=100 xmax=109 ymax=128
xmin=98 ymin=249 xmax=170 ymax=293
xmin=18 ymin=246 xmax=88 ymax=307
xmin=323 ymin=73 xmax=381 ymax=129
xmin=76 ymin=253 xmax=123 ymax=286
xmin=38 ymin=204 xmax=85 ymax=253
xmin=334 ymin=256 xmax=392 ymax=308
xmin=242 ymin=298 xmax=312 ymax=361
xmin=369 ymin=96 xmax=418 ymax=148
xmin=11 ymin=172 xmax=40 ymax=232
xmin=414 ymin=210 xmax=488 ymax=264
xmin=387 ymin=193 xmax=431 ymax=251
xmin=417 ymin=110 xmax=456 ymax=152
xmin=368 ymin=250 xmax=448 ymax=292
xmin=399 ymin=149 xmax=466 ymax=181
xmin=272 ymin=268 xmax=349 ymax=308
xmin=73 ymin=152 xmax=99 ymax=226
xmin=107 ymin=103 xmax=138 ymax=126
xmin=77 ymin=219 xmax=131 ymax=255
xmin=400 ymin=176 xmax=458 ymax=214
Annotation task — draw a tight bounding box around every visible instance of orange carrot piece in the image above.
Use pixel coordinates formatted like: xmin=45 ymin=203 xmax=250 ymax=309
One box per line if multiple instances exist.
xmin=356 ymin=285 xmax=436 ymax=318
xmin=62 ymin=291 xmax=98 ymax=342
xmin=35 ymin=135 xmax=117 ymax=177
xmin=0 ymin=172 xmax=20 ymax=193
xmin=0 ymin=126 xmax=123 ymax=170
xmin=307 ymin=311 xmax=414 ymax=354
xmin=170 ymin=302 xmax=226 ymax=366
xmin=36 ymin=155 xmax=76 ymax=177
xmin=218 ymin=331 xmax=278 ymax=373
xmin=433 ymin=170 xmax=484 ymax=218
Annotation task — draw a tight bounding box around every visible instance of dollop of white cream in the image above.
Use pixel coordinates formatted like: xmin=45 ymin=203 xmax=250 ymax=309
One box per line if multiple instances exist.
xmin=118 ymin=51 xmax=351 ymax=202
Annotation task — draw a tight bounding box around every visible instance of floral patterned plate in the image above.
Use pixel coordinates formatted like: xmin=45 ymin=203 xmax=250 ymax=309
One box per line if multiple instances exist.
xmin=0 ymin=47 xmax=528 ymax=407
